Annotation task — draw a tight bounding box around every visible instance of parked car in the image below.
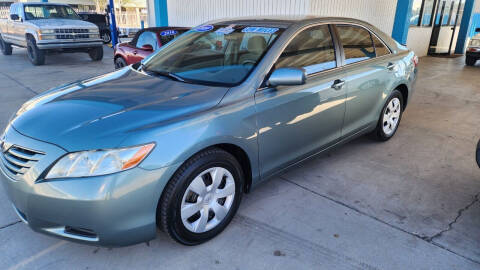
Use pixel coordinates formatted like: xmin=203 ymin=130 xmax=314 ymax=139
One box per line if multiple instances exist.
xmin=0 ymin=17 xmax=417 ymax=247
xmin=78 ymin=12 xmax=113 ymax=44
xmin=466 ymin=30 xmax=480 ymax=66
xmin=114 ymin=26 xmax=189 ymax=68
xmin=0 ymin=3 xmax=103 ymax=65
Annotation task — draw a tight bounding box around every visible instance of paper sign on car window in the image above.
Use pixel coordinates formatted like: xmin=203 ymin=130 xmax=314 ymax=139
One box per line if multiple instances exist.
xmin=194 ymin=25 xmax=214 ymax=32
xmin=161 ymin=30 xmax=178 ymax=36
xmin=241 ymin=27 xmax=279 ymax=34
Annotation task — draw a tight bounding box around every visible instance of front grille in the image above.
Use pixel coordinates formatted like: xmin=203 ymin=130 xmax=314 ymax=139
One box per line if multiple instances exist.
xmin=55 ymin=29 xmax=90 ymax=40
xmin=0 ymin=145 xmax=44 ymax=177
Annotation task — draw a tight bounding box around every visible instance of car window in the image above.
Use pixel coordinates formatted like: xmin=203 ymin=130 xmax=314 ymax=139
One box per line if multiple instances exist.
xmin=143 ymin=24 xmax=284 ymax=86
xmin=159 ymin=29 xmax=187 ymax=45
xmin=136 ymin=31 xmax=158 ymax=50
xmin=372 ymin=34 xmax=390 ymax=57
xmin=275 ymin=25 xmax=336 ymax=75
xmin=24 ymin=5 xmax=80 ymax=20
xmin=336 ymin=25 xmax=376 ymax=64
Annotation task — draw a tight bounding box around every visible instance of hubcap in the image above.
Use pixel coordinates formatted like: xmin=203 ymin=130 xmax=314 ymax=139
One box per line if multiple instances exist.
xmin=382 ymin=97 xmax=401 ymax=136
xmin=102 ymin=33 xmax=110 ymax=43
xmin=180 ymin=167 xmax=235 ymax=233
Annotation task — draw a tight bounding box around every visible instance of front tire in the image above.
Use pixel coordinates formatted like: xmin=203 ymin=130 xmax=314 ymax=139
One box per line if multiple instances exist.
xmin=370 ymin=89 xmax=404 ymax=141
xmin=158 ymin=148 xmax=244 ymax=245
xmin=0 ymin=35 xmax=12 ymax=55
xmin=114 ymin=56 xmax=127 ymax=69
xmin=88 ymin=46 xmax=103 ymax=61
xmin=26 ymin=38 xmax=45 ymax=65
xmin=466 ymin=57 xmax=476 ymax=66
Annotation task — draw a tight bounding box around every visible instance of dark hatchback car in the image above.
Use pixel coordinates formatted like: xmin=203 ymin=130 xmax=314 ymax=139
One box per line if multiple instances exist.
xmin=78 ymin=12 xmax=113 ymax=44
xmin=114 ymin=26 xmax=189 ymax=68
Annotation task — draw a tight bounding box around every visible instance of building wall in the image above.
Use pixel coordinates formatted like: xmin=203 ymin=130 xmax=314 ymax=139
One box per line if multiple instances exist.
xmin=166 ymin=0 xmax=398 ymax=35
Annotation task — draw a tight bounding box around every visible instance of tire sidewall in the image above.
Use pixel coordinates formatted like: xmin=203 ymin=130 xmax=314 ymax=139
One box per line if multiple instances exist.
xmin=27 ymin=39 xmax=44 ymax=65
xmin=101 ymin=31 xmax=111 ymax=44
xmin=115 ymin=57 xmax=126 ymax=68
xmin=165 ymin=151 xmax=244 ymax=245
xmin=377 ymin=90 xmax=404 ymax=140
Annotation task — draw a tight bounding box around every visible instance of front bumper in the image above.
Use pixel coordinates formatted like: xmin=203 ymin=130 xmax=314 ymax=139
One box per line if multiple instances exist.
xmin=0 ymin=126 xmax=179 ymax=247
xmin=37 ymin=40 xmax=103 ymax=50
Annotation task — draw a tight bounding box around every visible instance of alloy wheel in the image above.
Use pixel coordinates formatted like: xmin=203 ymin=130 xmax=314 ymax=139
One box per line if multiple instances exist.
xmin=382 ymin=97 xmax=401 ymax=136
xmin=180 ymin=167 xmax=235 ymax=233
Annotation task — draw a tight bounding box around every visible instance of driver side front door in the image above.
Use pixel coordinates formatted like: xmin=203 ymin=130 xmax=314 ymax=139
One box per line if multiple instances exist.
xmin=254 ymin=24 xmax=347 ymax=179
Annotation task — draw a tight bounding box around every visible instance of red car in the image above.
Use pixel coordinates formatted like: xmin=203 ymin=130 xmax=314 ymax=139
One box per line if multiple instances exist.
xmin=114 ymin=27 xmax=189 ymax=68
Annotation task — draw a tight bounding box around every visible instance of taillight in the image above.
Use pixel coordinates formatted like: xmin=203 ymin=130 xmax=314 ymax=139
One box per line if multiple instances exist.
xmin=412 ymin=55 xmax=419 ymax=67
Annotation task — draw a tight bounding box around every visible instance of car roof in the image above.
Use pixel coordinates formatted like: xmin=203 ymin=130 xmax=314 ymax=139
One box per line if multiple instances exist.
xmin=206 ymin=16 xmax=377 ymax=28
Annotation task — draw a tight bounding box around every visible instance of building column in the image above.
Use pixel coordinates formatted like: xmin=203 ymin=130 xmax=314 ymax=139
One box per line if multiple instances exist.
xmin=455 ymin=0 xmax=476 ymax=54
xmin=392 ymin=0 xmax=414 ymax=44
xmin=151 ymin=0 xmax=168 ymax=27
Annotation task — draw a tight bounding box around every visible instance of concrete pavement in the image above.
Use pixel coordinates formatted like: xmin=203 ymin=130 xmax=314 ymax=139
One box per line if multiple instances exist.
xmin=0 ymin=47 xmax=479 ymax=269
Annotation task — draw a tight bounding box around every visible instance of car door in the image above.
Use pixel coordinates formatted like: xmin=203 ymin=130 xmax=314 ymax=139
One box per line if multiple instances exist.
xmin=254 ymin=24 xmax=347 ymax=178
xmin=334 ymin=24 xmax=395 ymax=137
xmin=129 ymin=31 xmax=158 ymax=63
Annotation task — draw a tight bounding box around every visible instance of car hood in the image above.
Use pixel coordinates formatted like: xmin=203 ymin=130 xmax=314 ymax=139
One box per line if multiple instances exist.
xmin=11 ymin=68 xmax=230 ymax=151
xmin=29 ymin=19 xmax=97 ymax=29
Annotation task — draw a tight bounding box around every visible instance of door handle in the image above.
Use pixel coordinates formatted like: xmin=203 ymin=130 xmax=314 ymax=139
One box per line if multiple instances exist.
xmin=331 ymin=79 xmax=345 ymax=90
xmin=386 ymin=62 xmax=397 ymax=71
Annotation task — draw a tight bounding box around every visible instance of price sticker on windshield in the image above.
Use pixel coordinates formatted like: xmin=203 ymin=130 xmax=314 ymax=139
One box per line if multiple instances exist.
xmin=161 ymin=30 xmax=178 ymax=36
xmin=241 ymin=27 xmax=279 ymax=34
xmin=194 ymin=25 xmax=214 ymax=32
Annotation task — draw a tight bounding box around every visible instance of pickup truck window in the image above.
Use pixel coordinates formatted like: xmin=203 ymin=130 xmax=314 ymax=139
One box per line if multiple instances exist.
xmin=24 ymin=4 xmax=80 ymax=20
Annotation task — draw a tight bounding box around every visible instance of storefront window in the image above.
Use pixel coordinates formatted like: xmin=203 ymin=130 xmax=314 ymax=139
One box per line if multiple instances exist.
xmin=421 ymin=0 xmax=436 ymax=26
xmin=410 ymin=0 xmax=423 ymax=26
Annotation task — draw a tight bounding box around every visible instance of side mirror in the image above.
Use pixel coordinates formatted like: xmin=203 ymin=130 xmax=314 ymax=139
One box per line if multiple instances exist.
xmin=268 ymin=67 xmax=306 ymax=87
xmin=10 ymin=14 xmax=19 ymax=21
xmin=476 ymin=28 xmax=480 ymax=33
xmin=141 ymin=44 xmax=153 ymax=51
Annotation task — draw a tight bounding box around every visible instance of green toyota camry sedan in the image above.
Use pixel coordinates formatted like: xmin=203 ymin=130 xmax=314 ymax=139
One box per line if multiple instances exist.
xmin=0 ymin=16 xmax=417 ymax=246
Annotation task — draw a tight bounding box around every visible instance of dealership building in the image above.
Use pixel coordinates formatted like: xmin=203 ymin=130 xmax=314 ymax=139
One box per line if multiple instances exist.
xmin=146 ymin=0 xmax=480 ymax=57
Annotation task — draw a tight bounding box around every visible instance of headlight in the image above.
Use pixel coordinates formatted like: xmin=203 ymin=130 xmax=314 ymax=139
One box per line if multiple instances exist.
xmin=89 ymin=34 xmax=100 ymax=39
xmin=46 ymin=143 xmax=155 ymax=179
xmin=41 ymin=29 xmax=55 ymax=34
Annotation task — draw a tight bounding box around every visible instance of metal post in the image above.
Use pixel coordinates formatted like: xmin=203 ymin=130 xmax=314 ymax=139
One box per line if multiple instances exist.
xmin=108 ymin=0 xmax=118 ymax=47
xmin=141 ymin=20 xmax=144 ymax=29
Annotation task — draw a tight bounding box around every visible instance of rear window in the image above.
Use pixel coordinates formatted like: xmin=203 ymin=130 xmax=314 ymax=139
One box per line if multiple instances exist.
xmin=159 ymin=29 xmax=188 ymax=45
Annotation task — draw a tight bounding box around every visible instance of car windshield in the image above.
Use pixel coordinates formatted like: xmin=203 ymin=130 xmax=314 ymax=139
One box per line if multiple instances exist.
xmin=24 ymin=5 xmax=81 ymax=20
xmin=142 ymin=24 xmax=284 ymax=86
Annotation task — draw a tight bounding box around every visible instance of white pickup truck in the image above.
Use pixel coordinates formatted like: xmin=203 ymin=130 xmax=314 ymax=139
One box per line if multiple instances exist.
xmin=0 ymin=2 xmax=104 ymax=65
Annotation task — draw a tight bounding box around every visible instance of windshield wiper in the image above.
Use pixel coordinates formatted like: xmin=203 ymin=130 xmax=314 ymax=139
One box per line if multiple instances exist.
xmin=140 ymin=64 xmax=185 ymax=82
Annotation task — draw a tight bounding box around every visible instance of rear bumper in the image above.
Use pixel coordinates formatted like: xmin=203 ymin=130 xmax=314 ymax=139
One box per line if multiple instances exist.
xmin=37 ymin=40 xmax=103 ymax=50
xmin=0 ymin=126 xmax=180 ymax=247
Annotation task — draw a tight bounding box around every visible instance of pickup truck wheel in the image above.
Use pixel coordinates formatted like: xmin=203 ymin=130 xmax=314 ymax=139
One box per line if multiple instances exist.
xmin=89 ymin=46 xmax=103 ymax=61
xmin=26 ymin=39 xmax=45 ymax=65
xmin=0 ymin=35 xmax=12 ymax=55
xmin=466 ymin=57 xmax=476 ymax=66
xmin=101 ymin=31 xmax=111 ymax=44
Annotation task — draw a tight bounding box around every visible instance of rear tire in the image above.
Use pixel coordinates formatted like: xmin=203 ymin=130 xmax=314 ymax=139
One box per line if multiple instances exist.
xmin=114 ymin=56 xmax=127 ymax=69
xmin=466 ymin=57 xmax=476 ymax=66
xmin=370 ymin=89 xmax=404 ymax=141
xmin=158 ymin=148 xmax=244 ymax=245
xmin=26 ymin=38 xmax=45 ymax=66
xmin=0 ymin=35 xmax=12 ymax=55
xmin=88 ymin=46 xmax=103 ymax=61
